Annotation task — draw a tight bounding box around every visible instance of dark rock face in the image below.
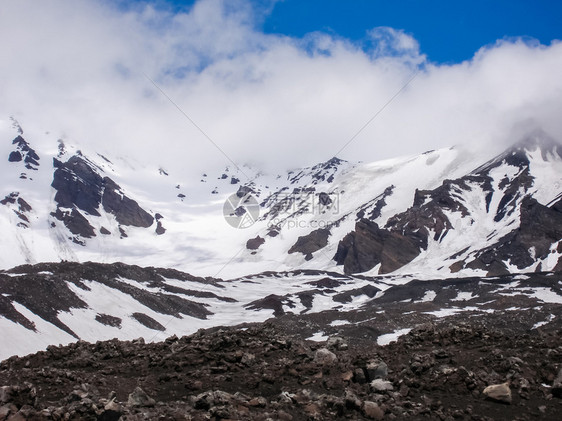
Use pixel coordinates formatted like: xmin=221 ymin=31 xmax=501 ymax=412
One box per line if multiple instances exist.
xmin=7 ymin=136 xmax=40 ymax=170
xmin=246 ymin=236 xmax=265 ymax=250
xmin=288 ymin=156 xmax=347 ymax=185
xmin=288 ymin=228 xmax=330 ymax=260
xmin=51 ymin=155 xmax=154 ymax=241
xmin=8 ymin=151 xmax=22 ymax=162
xmin=335 ymin=137 xmax=562 ymax=275
xmin=155 ymin=220 xmax=166 ymax=235
xmin=131 ymin=312 xmax=166 ymax=331
xmin=334 ymin=219 xmax=422 ymax=274
xmin=95 ymin=313 xmax=122 ymax=328
xmin=0 ymin=262 xmax=219 ymax=339
xmin=465 ymin=197 xmax=562 ymax=275
xmin=52 ymin=156 xmax=104 ymax=216
xmin=102 ymin=178 xmax=153 ymax=228
xmin=51 ymin=208 xmax=96 ymax=238
xmin=0 ymin=193 xmax=33 ymax=228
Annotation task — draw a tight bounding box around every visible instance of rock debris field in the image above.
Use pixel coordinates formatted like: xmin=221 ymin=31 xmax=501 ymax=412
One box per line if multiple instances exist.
xmin=1 ymin=318 xmax=562 ymax=420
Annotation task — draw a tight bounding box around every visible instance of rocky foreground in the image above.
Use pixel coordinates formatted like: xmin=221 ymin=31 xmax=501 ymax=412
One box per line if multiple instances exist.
xmin=1 ymin=318 xmax=562 ymax=420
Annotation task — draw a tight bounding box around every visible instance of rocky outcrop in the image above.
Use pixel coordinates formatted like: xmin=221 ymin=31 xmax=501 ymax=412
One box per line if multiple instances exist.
xmin=288 ymin=228 xmax=330 ymax=260
xmin=334 ymin=219 xmax=422 ymax=274
xmin=7 ymin=136 xmax=40 ymax=170
xmin=464 ymin=197 xmax=562 ymax=275
xmin=101 ymin=178 xmax=153 ymax=228
xmin=51 ymin=154 xmax=154 ymax=240
xmin=0 ymin=193 xmax=33 ymax=228
xmin=246 ymin=236 xmax=265 ymax=250
xmin=51 ymin=207 xmax=96 ymax=239
xmin=0 ymin=262 xmax=218 ymax=340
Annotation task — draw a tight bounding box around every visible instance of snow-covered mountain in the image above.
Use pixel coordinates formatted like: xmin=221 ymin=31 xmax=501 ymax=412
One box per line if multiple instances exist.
xmin=2 ymin=116 xmax=560 ymax=278
xmin=1 ymin=115 xmax=561 ymax=360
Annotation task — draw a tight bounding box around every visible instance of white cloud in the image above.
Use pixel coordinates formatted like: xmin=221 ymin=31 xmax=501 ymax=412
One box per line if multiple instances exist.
xmin=1 ymin=0 xmax=561 ymax=178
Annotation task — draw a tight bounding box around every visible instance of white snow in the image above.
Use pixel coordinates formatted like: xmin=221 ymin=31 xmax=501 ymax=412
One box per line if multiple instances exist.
xmin=306 ymin=331 xmax=329 ymax=342
xmin=377 ymin=328 xmax=411 ymax=346
xmin=532 ymin=314 xmax=555 ymax=329
xmin=330 ymin=319 xmax=350 ymax=326
xmin=417 ymin=290 xmax=436 ymax=303
xmin=452 ymin=292 xmax=474 ymax=301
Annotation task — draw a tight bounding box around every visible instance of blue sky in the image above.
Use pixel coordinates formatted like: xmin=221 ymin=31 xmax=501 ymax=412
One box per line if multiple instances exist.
xmin=161 ymin=0 xmax=562 ymax=63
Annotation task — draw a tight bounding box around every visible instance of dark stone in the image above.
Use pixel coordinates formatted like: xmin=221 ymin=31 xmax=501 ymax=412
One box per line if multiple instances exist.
xmin=0 ymin=193 xmax=17 ymax=205
xmin=51 ymin=155 xmax=154 ymax=233
xmin=102 ymin=177 xmax=153 ymax=228
xmin=51 ymin=208 xmax=96 ymax=238
xmin=246 ymin=236 xmax=265 ymax=250
xmin=100 ymin=227 xmax=111 ymax=235
xmin=95 ymin=313 xmax=122 ymax=328
xmin=8 ymin=151 xmax=22 ymax=162
xmin=288 ymin=228 xmax=330 ymax=260
xmin=131 ymin=312 xmax=166 ymax=331
xmin=466 ymin=197 xmax=562 ymax=275
xmin=52 ymin=156 xmax=104 ymax=216
xmin=334 ymin=219 xmax=421 ymax=274
xmin=9 ymin=136 xmax=40 ymax=169
xmin=156 ymin=221 xmax=166 ymax=235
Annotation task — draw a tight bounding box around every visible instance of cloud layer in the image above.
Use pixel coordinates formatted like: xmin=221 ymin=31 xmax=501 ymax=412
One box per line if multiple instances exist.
xmin=1 ymin=0 xmax=561 ymax=176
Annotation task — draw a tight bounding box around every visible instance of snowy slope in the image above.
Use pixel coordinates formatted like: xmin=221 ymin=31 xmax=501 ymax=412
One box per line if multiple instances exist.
xmin=1 ymin=116 xmax=561 ymax=279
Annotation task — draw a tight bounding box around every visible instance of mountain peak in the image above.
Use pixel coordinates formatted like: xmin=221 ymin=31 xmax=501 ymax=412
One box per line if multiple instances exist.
xmin=514 ymin=128 xmax=561 ymax=153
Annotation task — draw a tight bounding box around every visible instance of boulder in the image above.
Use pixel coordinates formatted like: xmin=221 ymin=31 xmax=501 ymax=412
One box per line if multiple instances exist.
xmin=363 ymin=401 xmax=384 ymax=420
xmin=127 ymin=387 xmax=155 ymax=407
xmin=482 ymin=382 xmax=511 ymax=404
xmin=314 ymin=348 xmax=337 ymax=365
xmin=366 ymin=360 xmax=388 ymax=381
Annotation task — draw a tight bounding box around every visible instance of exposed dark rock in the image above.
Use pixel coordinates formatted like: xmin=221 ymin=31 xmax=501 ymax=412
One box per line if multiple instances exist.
xmin=0 ymin=262 xmax=217 ymax=342
xmin=288 ymin=157 xmax=347 ymax=185
xmin=50 ymin=208 xmax=96 ymax=238
xmin=102 ymin=178 xmax=153 ymax=228
xmin=51 ymin=155 xmax=154 ymax=237
xmin=155 ymin=220 xmax=166 ymax=235
xmin=465 ymin=197 xmax=562 ymax=275
xmin=99 ymin=227 xmax=111 ymax=235
xmin=245 ymin=295 xmax=286 ymax=316
xmin=131 ymin=313 xmax=166 ymax=331
xmin=288 ymin=228 xmax=330 ymax=260
xmin=334 ymin=219 xmax=422 ymax=274
xmin=0 ymin=193 xmax=32 ymax=227
xmin=8 ymin=136 xmax=40 ymax=170
xmin=52 ymin=156 xmax=104 ymax=216
xmin=356 ymin=185 xmax=394 ymax=221
xmin=8 ymin=151 xmax=22 ymax=162
xmin=246 ymin=236 xmax=265 ymax=250
xmin=95 ymin=313 xmax=122 ymax=328
xmin=332 ymin=285 xmax=380 ymax=303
